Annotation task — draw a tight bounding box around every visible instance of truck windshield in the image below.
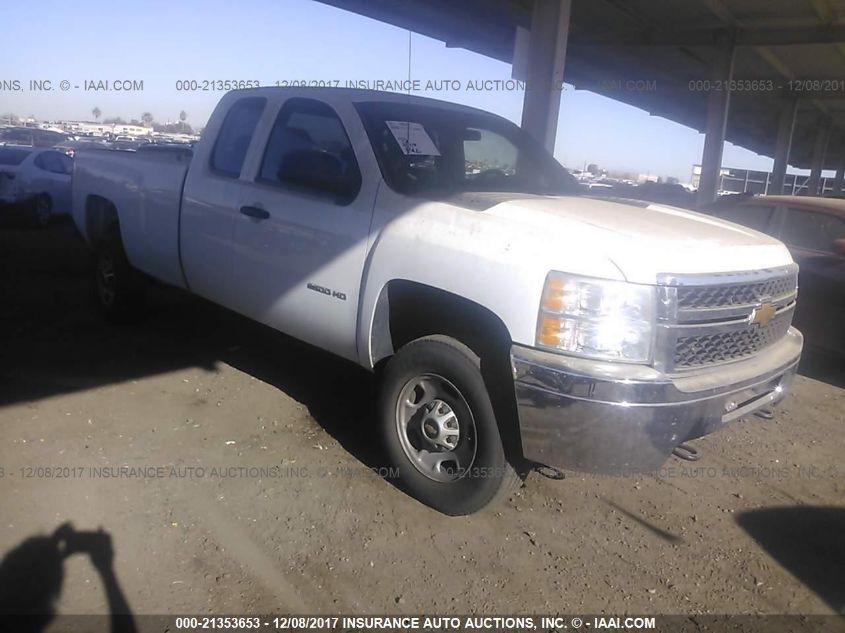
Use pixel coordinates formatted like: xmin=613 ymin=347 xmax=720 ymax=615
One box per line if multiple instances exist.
xmin=355 ymin=101 xmax=579 ymax=197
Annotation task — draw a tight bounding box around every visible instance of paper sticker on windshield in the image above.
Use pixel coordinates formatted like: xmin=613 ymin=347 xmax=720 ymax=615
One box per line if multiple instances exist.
xmin=385 ymin=121 xmax=441 ymax=156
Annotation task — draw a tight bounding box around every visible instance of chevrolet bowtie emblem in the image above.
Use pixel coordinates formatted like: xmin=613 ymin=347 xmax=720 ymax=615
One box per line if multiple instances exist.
xmin=749 ymin=302 xmax=776 ymax=327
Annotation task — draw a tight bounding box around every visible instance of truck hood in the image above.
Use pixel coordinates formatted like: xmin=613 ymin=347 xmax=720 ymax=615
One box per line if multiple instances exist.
xmin=453 ymin=193 xmax=794 ymax=285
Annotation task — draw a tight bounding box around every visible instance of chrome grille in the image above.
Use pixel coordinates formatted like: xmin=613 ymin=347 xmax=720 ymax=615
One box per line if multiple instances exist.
xmin=673 ymin=310 xmax=793 ymax=368
xmin=677 ymin=275 xmax=797 ymax=310
xmin=656 ymin=265 xmax=798 ymax=373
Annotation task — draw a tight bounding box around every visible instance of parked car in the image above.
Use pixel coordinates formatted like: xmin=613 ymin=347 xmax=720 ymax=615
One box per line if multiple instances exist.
xmin=71 ymin=88 xmax=802 ymax=514
xmin=0 ymin=126 xmax=69 ymax=148
xmin=56 ymin=138 xmax=111 ymax=158
xmin=702 ymin=195 xmax=845 ymax=357
xmin=108 ymin=140 xmax=142 ymax=152
xmin=0 ymin=146 xmax=73 ymax=226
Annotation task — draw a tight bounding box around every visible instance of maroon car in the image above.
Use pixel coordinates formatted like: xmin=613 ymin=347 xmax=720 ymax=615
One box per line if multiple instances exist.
xmin=704 ymin=195 xmax=845 ymax=357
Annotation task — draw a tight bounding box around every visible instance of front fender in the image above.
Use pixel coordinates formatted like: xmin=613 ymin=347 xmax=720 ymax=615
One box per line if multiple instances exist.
xmin=355 ymin=192 xmax=622 ymax=368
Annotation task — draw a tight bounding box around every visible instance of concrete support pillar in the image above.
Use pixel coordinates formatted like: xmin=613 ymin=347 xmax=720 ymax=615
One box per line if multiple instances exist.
xmin=831 ymin=156 xmax=845 ymax=196
xmin=519 ymin=0 xmax=572 ymax=152
xmin=697 ymin=34 xmax=737 ymax=207
xmin=806 ymin=119 xmax=831 ymax=196
xmin=770 ymin=99 xmax=798 ymax=197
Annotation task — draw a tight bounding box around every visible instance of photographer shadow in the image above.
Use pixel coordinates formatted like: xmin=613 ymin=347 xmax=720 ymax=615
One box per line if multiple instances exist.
xmin=0 ymin=523 xmax=137 ymax=633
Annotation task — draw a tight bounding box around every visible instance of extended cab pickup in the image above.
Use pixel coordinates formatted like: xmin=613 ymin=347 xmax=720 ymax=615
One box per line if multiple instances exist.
xmin=72 ymin=88 xmax=803 ymax=514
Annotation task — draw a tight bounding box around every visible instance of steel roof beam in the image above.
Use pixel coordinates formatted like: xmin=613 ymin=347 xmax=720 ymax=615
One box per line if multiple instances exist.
xmin=568 ymin=25 xmax=845 ymax=48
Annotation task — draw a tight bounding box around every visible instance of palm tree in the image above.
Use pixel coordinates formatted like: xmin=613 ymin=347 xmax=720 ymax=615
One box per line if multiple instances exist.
xmin=141 ymin=112 xmax=153 ymax=127
xmin=92 ymin=107 xmax=101 ymax=121
xmin=179 ymin=110 xmax=187 ymax=123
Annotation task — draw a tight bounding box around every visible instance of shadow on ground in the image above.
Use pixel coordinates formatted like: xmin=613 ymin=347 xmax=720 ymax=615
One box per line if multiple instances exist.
xmin=737 ymin=506 xmax=845 ymax=614
xmin=0 ymin=220 xmax=382 ymax=471
xmin=0 ymin=523 xmax=136 ymax=632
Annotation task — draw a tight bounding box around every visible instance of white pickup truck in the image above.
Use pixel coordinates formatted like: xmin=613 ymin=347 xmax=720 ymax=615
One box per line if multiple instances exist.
xmin=72 ymin=87 xmax=803 ymax=515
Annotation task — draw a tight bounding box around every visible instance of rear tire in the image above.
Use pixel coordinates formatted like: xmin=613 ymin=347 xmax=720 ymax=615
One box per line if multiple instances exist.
xmin=31 ymin=194 xmax=52 ymax=229
xmin=93 ymin=238 xmax=146 ymax=323
xmin=378 ymin=335 xmax=521 ymax=515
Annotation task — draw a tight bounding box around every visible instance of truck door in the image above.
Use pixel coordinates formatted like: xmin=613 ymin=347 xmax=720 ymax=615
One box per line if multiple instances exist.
xmin=232 ymin=97 xmax=377 ymax=362
xmin=180 ymin=96 xmax=267 ymax=308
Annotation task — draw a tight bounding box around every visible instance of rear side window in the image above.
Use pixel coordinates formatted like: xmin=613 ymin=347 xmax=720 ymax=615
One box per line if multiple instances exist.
xmin=717 ymin=204 xmax=776 ymax=233
xmin=210 ymin=97 xmax=266 ymax=177
xmin=258 ymin=98 xmax=361 ymax=200
xmin=780 ymin=208 xmax=845 ymax=254
xmin=0 ymin=147 xmax=31 ymax=165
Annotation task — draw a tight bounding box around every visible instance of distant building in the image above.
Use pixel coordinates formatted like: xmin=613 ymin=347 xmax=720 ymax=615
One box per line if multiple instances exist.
xmin=53 ymin=120 xmax=151 ymax=137
xmin=691 ymin=164 xmax=837 ymax=196
xmin=637 ymin=173 xmax=659 ymax=184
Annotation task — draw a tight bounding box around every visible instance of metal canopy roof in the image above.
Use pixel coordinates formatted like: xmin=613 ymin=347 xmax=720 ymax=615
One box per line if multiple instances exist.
xmin=317 ymin=0 xmax=845 ymax=170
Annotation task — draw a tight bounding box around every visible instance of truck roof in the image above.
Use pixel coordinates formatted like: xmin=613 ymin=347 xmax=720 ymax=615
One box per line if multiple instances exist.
xmin=225 ymin=85 xmax=500 ymax=118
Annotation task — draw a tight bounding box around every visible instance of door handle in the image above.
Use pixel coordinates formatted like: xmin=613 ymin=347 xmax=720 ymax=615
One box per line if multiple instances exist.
xmin=240 ymin=205 xmax=270 ymax=220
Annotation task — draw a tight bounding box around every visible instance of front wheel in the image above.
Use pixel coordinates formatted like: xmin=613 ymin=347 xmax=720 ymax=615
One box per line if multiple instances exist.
xmin=378 ymin=335 xmax=520 ymax=515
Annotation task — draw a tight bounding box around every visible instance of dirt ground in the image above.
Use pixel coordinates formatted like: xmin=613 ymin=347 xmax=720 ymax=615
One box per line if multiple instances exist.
xmin=1 ymin=220 xmax=843 ymax=622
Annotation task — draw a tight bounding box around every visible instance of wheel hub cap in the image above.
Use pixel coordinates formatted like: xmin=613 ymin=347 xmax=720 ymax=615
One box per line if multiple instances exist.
xmin=420 ymin=400 xmax=459 ymax=449
xmin=395 ymin=374 xmax=477 ymax=483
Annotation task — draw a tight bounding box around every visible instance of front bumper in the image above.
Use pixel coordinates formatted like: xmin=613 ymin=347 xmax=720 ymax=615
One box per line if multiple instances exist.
xmin=511 ymin=327 xmax=803 ymax=474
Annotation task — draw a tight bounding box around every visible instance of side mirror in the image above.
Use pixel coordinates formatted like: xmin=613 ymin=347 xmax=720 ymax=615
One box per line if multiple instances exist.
xmin=277 ymin=149 xmax=358 ymax=199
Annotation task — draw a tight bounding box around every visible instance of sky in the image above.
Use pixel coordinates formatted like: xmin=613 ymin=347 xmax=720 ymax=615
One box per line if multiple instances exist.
xmin=0 ymin=0 xmax=819 ymax=182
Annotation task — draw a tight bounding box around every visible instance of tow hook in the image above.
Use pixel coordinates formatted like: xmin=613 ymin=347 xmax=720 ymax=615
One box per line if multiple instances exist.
xmin=754 ymin=408 xmax=774 ymax=420
xmin=672 ymin=443 xmax=701 ymax=462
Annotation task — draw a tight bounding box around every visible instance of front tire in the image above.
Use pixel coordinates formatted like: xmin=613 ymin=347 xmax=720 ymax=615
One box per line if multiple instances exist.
xmin=93 ymin=239 xmax=146 ymax=323
xmin=378 ymin=335 xmax=520 ymax=515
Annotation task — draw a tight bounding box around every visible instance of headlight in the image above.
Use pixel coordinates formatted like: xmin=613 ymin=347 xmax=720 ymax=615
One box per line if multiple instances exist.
xmin=536 ymin=272 xmax=655 ymax=362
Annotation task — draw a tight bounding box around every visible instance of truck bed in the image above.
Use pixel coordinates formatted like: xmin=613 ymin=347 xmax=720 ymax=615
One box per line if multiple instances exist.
xmin=72 ymin=146 xmax=192 ymax=289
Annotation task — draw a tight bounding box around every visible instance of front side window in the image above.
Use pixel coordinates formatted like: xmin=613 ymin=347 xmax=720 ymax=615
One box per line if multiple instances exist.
xmin=210 ymin=97 xmax=266 ymax=177
xmin=780 ymin=208 xmax=845 ymax=255
xmin=258 ymin=98 xmax=361 ymax=200
xmin=355 ymin=101 xmax=579 ymax=197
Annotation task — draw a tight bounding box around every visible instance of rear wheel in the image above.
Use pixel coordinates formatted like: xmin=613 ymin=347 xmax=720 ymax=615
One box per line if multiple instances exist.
xmin=94 ymin=238 xmax=146 ymax=323
xmin=32 ymin=194 xmax=52 ymax=229
xmin=378 ymin=335 xmax=520 ymax=515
